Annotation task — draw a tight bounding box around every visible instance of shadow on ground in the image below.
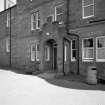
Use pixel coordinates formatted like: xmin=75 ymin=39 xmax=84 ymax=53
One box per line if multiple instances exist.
xmin=37 ymin=72 xmax=105 ymax=91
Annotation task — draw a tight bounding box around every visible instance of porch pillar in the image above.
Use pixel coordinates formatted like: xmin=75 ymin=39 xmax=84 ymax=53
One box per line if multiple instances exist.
xmin=56 ymin=39 xmax=64 ymax=76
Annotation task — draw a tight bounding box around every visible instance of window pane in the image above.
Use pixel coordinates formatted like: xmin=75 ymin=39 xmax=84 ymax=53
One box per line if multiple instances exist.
xmin=56 ymin=5 xmax=64 ymax=14
xmin=32 ymin=22 xmax=36 ymax=29
xmin=97 ymin=37 xmax=105 ymax=48
xmin=56 ymin=14 xmax=64 ymax=22
xmin=84 ymin=48 xmax=93 ymax=58
xmin=36 ymin=51 xmax=40 ymax=61
xmin=84 ymin=38 xmax=93 ymax=47
xmin=84 ymin=5 xmax=94 ymax=17
xmin=83 ymin=0 xmax=94 ymax=6
xmin=72 ymin=40 xmax=76 ymax=49
xmin=72 ymin=50 xmax=76 ymax=59
xmin=97 ymin=48 xmax=105 ymax=60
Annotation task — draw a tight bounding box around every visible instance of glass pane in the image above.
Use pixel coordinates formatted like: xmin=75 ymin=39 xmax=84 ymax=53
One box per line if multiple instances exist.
xmin=36 ymin=51 xmax=40 ymax=61
xmin=72 ymin=40 xmax=76 ymax=49
xmin=84 ymin=5 xmax=94 ymax=17
xmin=56 ymin=14 xmax=64 ymax=22
xmin=84 ymin=48 xmax=93 ymax=58
xmin=84 ymin=38 xmax=93 ymax=47
xmin=33 ymin=14 xmax=36 ymax=21
xmin=97 ymin=37 xmax=105 ymax=48
xmin=56 ymin=5 xmax=64 ymax=14
xmin=32 ymin=22 xmax=36 ymax=29
xmin=37 ymin=20 xmax=40 ymax=28
xmin=83 ymin=0 xmax=94 ymax=6
xmin=72 ymin=50 xmax=76 ymax=59
xmin=36 ymin=44 xmax=40 ymax=51
xmin=97 ymin=48 xmax=105 ymax=59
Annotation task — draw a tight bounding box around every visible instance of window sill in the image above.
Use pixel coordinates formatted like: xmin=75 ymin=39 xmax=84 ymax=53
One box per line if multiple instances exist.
xmin=82 ymin=59 xmax=94 ymax=62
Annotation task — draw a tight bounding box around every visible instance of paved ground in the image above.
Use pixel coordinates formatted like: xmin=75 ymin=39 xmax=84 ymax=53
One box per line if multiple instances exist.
xmin=0 ymin=69 xmax=105 ymax=105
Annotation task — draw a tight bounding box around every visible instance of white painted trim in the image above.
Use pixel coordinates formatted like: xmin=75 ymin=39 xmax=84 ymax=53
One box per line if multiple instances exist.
xmin=45 ymin=46 xmax=50 ymax=61
xmin=6 ymin=38 xmax=10 ymax=53
xmin=82 ymin=37 xmax=94 ymax=61
xmin=96 ymin=36 xmax=105 ymax=62
xmin=54 ymin=4 xmax=64 ymax=22
xmin=31 ymin=11 xmax=41 ymax=30
xmin=82 ymin=0 xmax=94 ymax=19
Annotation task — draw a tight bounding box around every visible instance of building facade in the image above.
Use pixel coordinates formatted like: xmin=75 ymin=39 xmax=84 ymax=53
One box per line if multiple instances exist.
xmin=0 ymin=0 xmax=105 ymax=80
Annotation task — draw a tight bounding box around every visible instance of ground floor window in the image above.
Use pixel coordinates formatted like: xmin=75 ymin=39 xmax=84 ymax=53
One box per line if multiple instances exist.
xmin=96 ymin=36 xmax=105 ymax=61
xmin=64 ymin=45 xmax=67 ymax=62
xmin=82 ymin=38 xmax=94 ymax=61
xmin=31 ymin=42 xmax=40 ymax=61
xmin=45 ymin=46 xmax=50 ymax=61
xmin=6 ymin=38 xmax=10 ymax=53
xmin=71 ymin=40 xmax=77 ymax=61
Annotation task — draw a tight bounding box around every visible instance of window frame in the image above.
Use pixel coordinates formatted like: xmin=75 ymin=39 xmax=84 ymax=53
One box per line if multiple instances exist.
xmin=71 ymin=40 xmax=77 ymax=62
xmin=82 ymin=37 xmax=94 ymax=62
xmin=6 ymin=13 xmax=10 ymax=27
xmin=55 ymin=4 xmax=64 ymax=23
xmin=96 ymin=36 xmax=105 ymax=62
xmin=6 ymin=38 xmax=10 ymax=53
xmin=45 ymin=46 xmax=50 ymax=61
xmin=31 ymin=11 xmax=40 ymax=30
xmin=82 ymin=0 xmax=94 ymax=19
xmin=31 ymin=41 xmax=40 ymax=62
xmin=64 ymin=44 xmax=67 ymax=62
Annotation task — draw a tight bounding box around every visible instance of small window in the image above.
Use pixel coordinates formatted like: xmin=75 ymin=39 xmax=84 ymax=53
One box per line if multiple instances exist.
xmin=82 ymin=0 xmax=94 ymax=19
xmin=6 ymin=38 xmax=10 ymax=53
xmin=31 ymin=42 xmax=40 ymax=61
xmin=82 ymin=38 xmax=94 ymax=61
xmin=71 ymin=40 xmax=77 ymax=61
xmin=45 ymin=46 xmax=50 ymax=61
xmin=64 ymin=45 xmax=67 ymax=62
xmin=96 ymin=36 xmax=105 ymax=62
xmin=55 ymin=4 xmax=65 ymax=23
xmin=6 ymin=13 xmax=10 ymax=27
xmin=31 ymin=11 xmax=40 ymax=30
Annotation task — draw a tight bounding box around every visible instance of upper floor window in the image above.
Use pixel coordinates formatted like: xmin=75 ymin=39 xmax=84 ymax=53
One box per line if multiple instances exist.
xmin=6 ymin=13 xmax=10 ymax=27
xmin=82 ymin=38 xmax=94 ymax=61
xmin=82 ymin=0 xmax=94 ymax=19
xmin=31 ymin=11 xmax=40 ymax=30
xmin=55 ymin=4 xmax=64 ymax=24
xmin=96 ymin=36 xmax=105 ymax=62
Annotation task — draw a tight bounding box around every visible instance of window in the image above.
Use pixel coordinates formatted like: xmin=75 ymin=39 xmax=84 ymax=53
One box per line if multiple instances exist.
xmin=82 ymin=38 xmax=94 ymax=61
xmin=6 ymin=13 xmax=10 ymax=27
xmin=82 ymin=0 xmax=94 ymax=19
xmin=71 ymin=40 xmax=77 ymax=61
xmin=31 ymin=11 xmax=40 ymax=30
xmin=6 ymin=38 xmax=10 ymax=53
xmin=96 ymin=36 xmax=105 ymax=61
xmin=31 ymin=42 xmax=40 ymax=61
xmin=45 ymin=46 xmax=50 ymax=61
xmin=55 ymin=4 xmax=64 ymax=23
xmin=64 ymin=45 xmax=67 ymax=62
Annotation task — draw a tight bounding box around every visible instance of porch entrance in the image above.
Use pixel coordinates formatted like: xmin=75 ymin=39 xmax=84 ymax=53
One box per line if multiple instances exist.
xmin=44 ymin=39 xmax=57 ymax=71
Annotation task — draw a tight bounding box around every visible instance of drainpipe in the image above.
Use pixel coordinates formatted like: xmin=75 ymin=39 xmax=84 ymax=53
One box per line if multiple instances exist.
xmin=9 ymin=8 xmax=12 ymax=67
xmin=65 ymin=0 xmax=80 ymax=75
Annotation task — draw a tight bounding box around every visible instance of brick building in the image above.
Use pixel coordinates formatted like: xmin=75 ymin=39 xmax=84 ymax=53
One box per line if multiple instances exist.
xmin=0 ymin=0 xmax=105 ymax=80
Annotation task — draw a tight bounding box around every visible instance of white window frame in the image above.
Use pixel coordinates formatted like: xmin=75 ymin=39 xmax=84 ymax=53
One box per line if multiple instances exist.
xmin=6 ymin=38 xmax=10 ymax=53
xmin=6 ymin=13 xmax=10 ymax=27
xmin=64 ymin=45 xmax=67 ymax=62
xmin=31 ymin=11 xmax=40 ymax=30
xmin=31 ymin=42 xmax=40 ymax=62
xmin=82 ymin=37 xmax=94 ymax=62
xmin=96 ymin=36 xmax=105 ymax=62
xmin=71 ymin=40 xmax=77 ymax=62
xmin=55 ymin=4 xmax=64 ymax=23
xmin=45 ymin=46 xmax=50 ymax=61
xmin=82 ymin=0 xmax=94 ymax=19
